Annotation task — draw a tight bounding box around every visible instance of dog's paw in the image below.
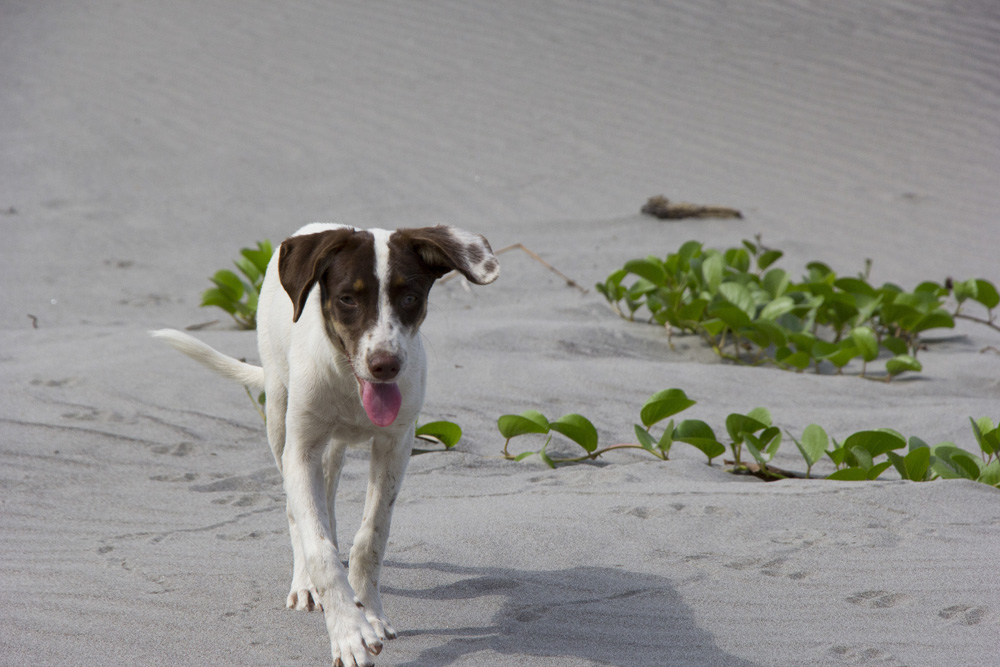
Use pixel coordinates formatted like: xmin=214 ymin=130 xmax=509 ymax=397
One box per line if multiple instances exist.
xmin=328 ymin=603 xmax=383 ymax=667
xmin=286 ymin=585 xmax=322 ymax=611
xmin=365 ymin=610 xmax=398 ymax=641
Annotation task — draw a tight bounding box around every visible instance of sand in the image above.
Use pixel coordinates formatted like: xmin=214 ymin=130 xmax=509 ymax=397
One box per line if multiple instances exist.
xmin=2 ymin=1 xmax=998 ymax=665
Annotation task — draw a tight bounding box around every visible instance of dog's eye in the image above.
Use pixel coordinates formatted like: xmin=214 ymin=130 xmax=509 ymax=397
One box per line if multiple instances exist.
xmin=401 ymin=294 xmax=420 ymax=307
xmin=338 ymin=295 xmax=357 ymax=307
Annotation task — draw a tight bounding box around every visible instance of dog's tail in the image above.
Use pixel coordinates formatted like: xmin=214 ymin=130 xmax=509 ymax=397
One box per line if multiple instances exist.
xmin=151 ymin=329 xmax=265 ymax=391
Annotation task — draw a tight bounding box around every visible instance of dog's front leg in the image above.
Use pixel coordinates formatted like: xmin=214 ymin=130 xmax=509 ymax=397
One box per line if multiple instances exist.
xmin=282 ymin=430 xmax=382 ymax=666
xmin=348 ymin=428 xmax=413 ymax=642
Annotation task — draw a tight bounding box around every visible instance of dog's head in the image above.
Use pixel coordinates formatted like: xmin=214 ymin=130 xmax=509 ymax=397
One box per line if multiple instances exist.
xmin=277 ymin=225 xmax=499 ymax=427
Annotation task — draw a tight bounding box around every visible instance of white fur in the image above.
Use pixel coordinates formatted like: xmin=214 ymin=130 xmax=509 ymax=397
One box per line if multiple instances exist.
xmin=151 ymin=222 xmax=499 ymax=666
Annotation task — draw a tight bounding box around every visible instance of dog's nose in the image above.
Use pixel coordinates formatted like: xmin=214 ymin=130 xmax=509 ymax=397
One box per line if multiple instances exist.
xmin=367 ymin=352 xmax=401 ymax=381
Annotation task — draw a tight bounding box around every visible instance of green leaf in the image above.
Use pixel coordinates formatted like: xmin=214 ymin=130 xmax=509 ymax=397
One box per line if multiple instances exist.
xmin=813 ymin=340 xmax=859 ymax=369
xmin=970 ymin=417 xmax=998 ymax=456
xmin=211 ymin=269 xmax=245 ymax=302
xmin=718 ymin=283 xmax=755 ymax=316
xmin=550 ymin=414 xmax=599 ymax=453
xmin=634 ymin=424 xmax=657 ymax=453
xmin=882 ymin=336 xmax=909 ymax=356
xmin=914 ymin=280 xmax=945 ymax=296
xmin=640 ymin=388 xmax=696 ymax=428
xmin=762 ymin=268 xmax=791 ymax=298
xmin=498 ymin=411 xmax=550 ymax=439
xmin=850 ymin=326 xmax=879 ymax=362
xmin=676 ymin=240 xmax=703 ymax=263
xmin=744 ymin=320 xmax=787 ymax=348
xmin=834 ymin=277 xmax=877 ymax=298
xmin=707 ymin=305 xmax=751 ymax=331
xmin=746 ymin=407 xmax=772 ymax=428
xmin=930 ymin=445 xmax=981 ymax=480
xmin=826 ymin=442 xmax=850 ymax=468
xmin=848 ymin=445 xmax=873 ymax=471
xmin=985 ymin=427 xmax=1000 ymax=457
xmin=973 ymin=279 xmax=1000 ymax=309
xmin=245 ymin=287 xmax=259 ymax=313
xmin=930 ymin=444 xmax=973 ymax=479
xmin=234 ymin=256 xmax=262 ymax=284
xmin=702 ymin=253 xmax=725 ymax=294
xmin=676 ymin=298 xmax=708 ymax=324
xmin=416 ymin=420 xmax=463 ymax=449
xmin=806 ymin=261 xmax=835 ymax=282
xmin=538 ymin=447 xmax=557 ymax=469
xmin=866 ymin=461 xmax=894 ymax=480
xmin=911 ymin=309 xmax=954 ymax=334
xmin=793 ymin=424 xmax=829 ymax=470
xmin=242 ymin=243 xmax=274 ymax=274
xmin=725 ymin=247 xmax=751 ymax=273
xmin=599 ymin=269 xmax=629 ymax=302
xmin=758 ymin=296 xmax=796 ymax=321
xmin=888 ymin=447 xmax=931 ymax=481
xmin=624 ymin=258 xmax=668 ymax=286
xmin=842 ymin=430 xmax=907 ymax=459
xmin=953 ymin=452 xmax=983 ymax=478
xmin=200 ymin=288 xmax=238 ymax=314
xmin=745 ymin=427 xmax=781 ymax=465
xmin=657 ymin=419 xmax=675 ymax=454
xmin=675 ymin=420 xmax=725 ymax=463
xmin=886 ymin=355 xmax=921 ymax=377
xmin=743 ymin=434 xmax=769 ymax=469
xmin=758 ymin=249 xmax=783 ymax=271
xmin=977 ymin=460 xmax=1000 ymax=487
xmin=726 ymin=412 xmax=768 ymax=444
xmin=827 ymin=467 xmax=868 ymax=481
xmin=775 ymin=347 xmax=811 ymax=370
xmin=953 ymin=278 xmax=978 ymax=303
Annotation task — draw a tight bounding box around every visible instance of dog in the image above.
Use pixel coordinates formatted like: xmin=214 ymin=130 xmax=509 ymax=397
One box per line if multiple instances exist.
xmin=153 ymin=223 xmax=498 ymax=666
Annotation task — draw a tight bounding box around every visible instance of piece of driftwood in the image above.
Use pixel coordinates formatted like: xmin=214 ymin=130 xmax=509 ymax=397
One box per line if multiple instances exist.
xmin=642 ymin=195 xmax=742 ymax=220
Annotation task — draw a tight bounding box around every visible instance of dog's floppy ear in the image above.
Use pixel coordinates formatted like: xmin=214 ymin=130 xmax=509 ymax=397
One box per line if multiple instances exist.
xmin=401 ymin=225 xmax=500 ymax=284
xmin=278 ymin=229 xmax=355 ymax=322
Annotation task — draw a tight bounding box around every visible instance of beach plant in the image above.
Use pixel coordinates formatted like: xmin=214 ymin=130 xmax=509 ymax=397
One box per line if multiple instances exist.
xmin=497 ymin=389 xmax=1000 ymax=488
xmin=413 ymin=420 xmax=464 ymax=454
xmin=498 ymin=389 xmax=705 ymax=466
xmin=201 ymin=239 xmax=274 ymax=329
xmin=596 ymin=237 xmax=999 ymax=379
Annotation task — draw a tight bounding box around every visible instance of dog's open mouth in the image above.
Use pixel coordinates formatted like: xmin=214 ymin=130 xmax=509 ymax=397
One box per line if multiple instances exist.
xmin=358 ymin=379 xmax=402 ymax=427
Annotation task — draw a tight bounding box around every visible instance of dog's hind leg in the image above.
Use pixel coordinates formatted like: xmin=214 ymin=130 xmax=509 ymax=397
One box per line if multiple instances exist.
xmin=348 ymin=428 xmax=413 ymax=641
xmin=264 ymin=380 xmax=288 ymax=469
xmin=264 ymin=382 xmax=320 ymax=612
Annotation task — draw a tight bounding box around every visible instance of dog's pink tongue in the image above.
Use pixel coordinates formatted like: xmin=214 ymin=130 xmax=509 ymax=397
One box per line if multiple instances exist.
xmin=361 ymin=381 xmax=402 ymax=427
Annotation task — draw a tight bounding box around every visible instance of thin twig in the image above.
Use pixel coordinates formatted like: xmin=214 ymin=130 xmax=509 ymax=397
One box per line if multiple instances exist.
xmin=442 ymin=242 xmax=588 ymax=294
xmin=185 ymin=320 xmax=220 ymax=331
xmin=502 ymin=442 xmax=664 ymax=465
xmin=955 ymin=312 xmax=1000 ymax=334
xmin=243 ymin=385 xmax=266 ymax=423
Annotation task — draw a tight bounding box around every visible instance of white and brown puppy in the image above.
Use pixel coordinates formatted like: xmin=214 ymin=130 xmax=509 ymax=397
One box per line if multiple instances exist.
xmin=153 ymin=223 xmax=498 ymax=666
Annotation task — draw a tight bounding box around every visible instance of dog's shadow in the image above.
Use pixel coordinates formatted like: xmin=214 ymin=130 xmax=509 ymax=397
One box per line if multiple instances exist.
xmin=382 ymin=560 xmax=754 ymax=666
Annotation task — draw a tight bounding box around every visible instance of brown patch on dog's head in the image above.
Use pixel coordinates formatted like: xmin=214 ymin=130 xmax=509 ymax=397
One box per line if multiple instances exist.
xmin=392 ymin=226 xmax=500 ymax=285
xmin=278 ymin=229 xmax=375 ymax=326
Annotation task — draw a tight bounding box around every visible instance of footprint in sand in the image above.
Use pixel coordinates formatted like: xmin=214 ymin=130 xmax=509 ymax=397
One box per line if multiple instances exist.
xmin=846 ymin=590 xmax=910 ymax=608
xmin=827 ymin=644 xmax=898 ymax=665
xmin=939 ymin=604 xmax=989 ymax=626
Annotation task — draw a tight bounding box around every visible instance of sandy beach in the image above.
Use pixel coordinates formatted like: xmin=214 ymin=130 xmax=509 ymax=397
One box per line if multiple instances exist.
xmin=2 ymin=1 xmax=998 ymax=665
